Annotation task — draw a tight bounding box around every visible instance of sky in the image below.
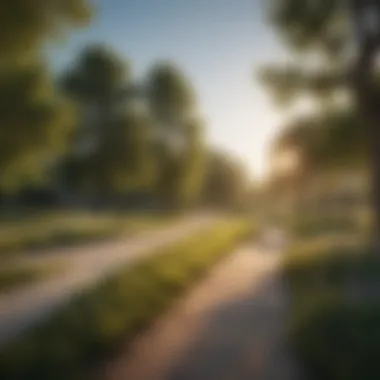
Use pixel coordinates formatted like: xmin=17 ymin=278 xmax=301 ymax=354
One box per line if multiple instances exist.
xmin=53 ymin=0 xmax=287 ymax=180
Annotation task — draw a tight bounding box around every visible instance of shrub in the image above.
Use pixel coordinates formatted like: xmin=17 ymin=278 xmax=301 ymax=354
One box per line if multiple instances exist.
xmin=284 ymin=242 xmax=380 ymax=299
xmin=291 ymin=298 xmax=380 ymax=380
xmin=292 ymin=214 xmax=361 ymax=239
xmin=285 ymin=235 xmax=380 ymax=380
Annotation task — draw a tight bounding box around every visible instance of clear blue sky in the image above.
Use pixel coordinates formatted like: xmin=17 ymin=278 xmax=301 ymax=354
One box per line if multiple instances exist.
xmin=52 ymin=0 xmax=286 ymax=179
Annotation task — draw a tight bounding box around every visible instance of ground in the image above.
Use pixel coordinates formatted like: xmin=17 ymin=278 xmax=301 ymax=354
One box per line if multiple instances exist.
xmin=99 ymin=241 xmax=304 ymax=380
xmin=0 ymin=214 xmax=215 ymax=346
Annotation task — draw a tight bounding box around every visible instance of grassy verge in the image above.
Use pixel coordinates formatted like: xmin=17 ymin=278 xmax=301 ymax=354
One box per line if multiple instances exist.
xmin=284 ymin=218 xmax=380 ymax=380
xmin=0 ymin=211 xmax=175 ymax=259
xmin=0 ymin=262 xmax=66 ymax=293
xmin=0 ymin=219 xmax=252 ymax=380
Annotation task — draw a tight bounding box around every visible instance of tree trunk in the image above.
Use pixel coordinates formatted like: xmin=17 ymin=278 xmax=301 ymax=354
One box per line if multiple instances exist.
xmin=352 ymin=43 xmax=380 ymax=249
xmin=349 ymin=0 xmax=380 ymax=250
xmin=365 ymin=102 xmax=380 ymax=249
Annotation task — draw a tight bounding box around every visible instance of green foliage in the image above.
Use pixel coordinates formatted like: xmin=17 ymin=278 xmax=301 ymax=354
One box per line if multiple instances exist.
xmin=61 ymin=48 xmax=207 ymax=205
xmin=61 ymin=45 xmax=156 ymax=196
xmin=147 ymin=62 xmax=196 ymax=126
xmin=291 ymin=300 xmax=380 ymax=380
xmin=0 ymin=211 xmax=173 ymax=258
xmin=0 ymin=262 xmax=64 ymax=293
xmin=263 ymin=0 xmax=369 ymax=177
xmin=178 ymin=118 xmax=206 ymax=205
xmin=0 ymin=64 xmax=75 ymax=191
xmin=291 ymin=214 xmax=362 ymax=240
xmin=156 ymin=117 xmax=206 ymax=208
xmin=77 ymin=110 xmax=155 ymax=195
xmin=0 ymin=0 xmax=92 ymax=63
xmin=61 ymin=45 xmax=129 ymax=104
xmin=269 ymin=2 xmax=380 ymax=364
xmin=287 ymin=244 xmax=380 ymax=380
xmin=0 ymin=1 xmax=92 ymax=193
xmin=0 ymin=2 xmax=211 ymax=208
xmin=268 ymin=0 xmax=347 ymax=56
xmin=284 ymin=222 xmax=380 ymax=380
xmin=259 ymin=65 xmax=346 ymax=107
xmin=0 ymin=219 xmax=252 ymax=379
xmin=284 ymin=242 xmax=371 ymax=299
xmin=145 ymin=62 xmax=206 ymax=208
xmin=202 ymin=150 xmax=249 ymax=209
xmin=273 ymin=108 xmax=367 ymax=175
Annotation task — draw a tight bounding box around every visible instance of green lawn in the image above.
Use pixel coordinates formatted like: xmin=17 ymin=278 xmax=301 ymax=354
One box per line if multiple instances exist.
xmin=0 ymin=218 xmax=253 ymax=380
xmin=0 ymin=261 xmax=65 ymax=293
xmin=0 ymin=211 xmax=176 ymax=259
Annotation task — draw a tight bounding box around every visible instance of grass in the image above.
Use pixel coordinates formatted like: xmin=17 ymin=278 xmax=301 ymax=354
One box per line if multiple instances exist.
xmin=0 ymin=262 xmax=66 ymax=293
xmin=283 ymin=212 xmax=380 ymax=380
xmin=0 ymin=218 xmax=252 ymax=380
xmin=0 ymin=211 xmax=175 ymax=259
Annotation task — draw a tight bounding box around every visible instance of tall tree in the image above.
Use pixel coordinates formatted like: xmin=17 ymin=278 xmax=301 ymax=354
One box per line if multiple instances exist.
xmin=0 ymin=63 xmax=74 ymax=192
xmin=77 ymin=108 xmax=155 ymax=197
xmin=262 ymin=0 xmax=380 ymax=247
xmin=147 ymin=62 xmax=196 ymax=129
xmin=272 ymin=108 xmax=366 ymax=176
xmin=147 ymin=62 xmax=204 ymax=208
xmin=202 ymin=150 xmax=249 ymax=209
xmin=61 ymin=44 xmax=129 ymax=139
xmin=0 ymin=1 xmax=92 ymax=194
xmin=180 ymin=117 xmax=206 ymax=205
xmin=61 ymin=45 xmax=154 ymax=197
xmin=154 ymin=119 xmax=205 ymax=209
xmin=0 ymin=0 xmax=92 ymax=64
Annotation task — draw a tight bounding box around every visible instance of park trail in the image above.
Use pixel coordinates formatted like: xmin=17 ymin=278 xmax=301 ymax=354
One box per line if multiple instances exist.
xmin=0 ymin=214 xmax=215 ymax=346
xmin=100 ymin=233 xmax=304 ymax=380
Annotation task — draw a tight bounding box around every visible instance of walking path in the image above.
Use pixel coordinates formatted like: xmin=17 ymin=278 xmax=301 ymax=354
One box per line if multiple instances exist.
xmin=0 ymin=214 xmax=215 ymax=346
xmin=101 ymin=241 xmax=303 ymax=380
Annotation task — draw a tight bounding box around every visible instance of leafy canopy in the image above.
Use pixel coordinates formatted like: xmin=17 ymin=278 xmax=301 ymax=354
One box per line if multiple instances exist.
xmin=147 ymin=62 xmax=196 ymax=126
xmin=0 ymin=0 xmax=92 ymax=63
xmin=0 ymin=64 xmax=74 ymax=190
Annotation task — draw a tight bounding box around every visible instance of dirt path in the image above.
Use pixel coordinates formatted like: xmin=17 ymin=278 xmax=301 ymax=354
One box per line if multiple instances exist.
xmin=101 ymin=243 xmax=302 ymax=380
xmin=0 ymin=214 xmax=215 ymax=347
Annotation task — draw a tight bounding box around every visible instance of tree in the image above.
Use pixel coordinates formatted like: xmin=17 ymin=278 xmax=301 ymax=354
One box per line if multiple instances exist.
xmin=61 ymin=45 xmax=155 ymax=197
xmin=147 ymin=62 xmax=196 ymax=128
xmin=0 ymin=63 xmax=74 ymax=192
xmin=202 ymin=150 xmax=249 ymax=209
xmin=0 ymin=1 xmax=92 ymax=195
xmin=147 ymin=62 xmax=205 ymax=208
xmin=77 ymin=108 xmax=155 ymax=197
xmin=61 ymin=44 xmax=129 ymax=135
xmin=263 ymin=0 xmax=380 ymax=246
xmin=0 ymin=0 xmax=92 ymax=64
xmin=154 ymin=118 xmax=205 ymax=209
xmin=180 ymin=118 xmax=206 ymax=205
xmin=272 ymin=108 xmax=366 ymax=175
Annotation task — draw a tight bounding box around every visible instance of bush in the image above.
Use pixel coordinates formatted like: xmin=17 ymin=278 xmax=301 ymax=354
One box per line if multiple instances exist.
xmin=0 ymin=219 xmax=252 ymax=379
xmin=285 ymin=234 xmax=380 ymax=380
xmin=291 ymin=299 xmax=380 ymax=380
xmin=292 ymin=214 xmax=361 ymax=239
xmin=284 ymin=242 xmax=380 ymax=300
